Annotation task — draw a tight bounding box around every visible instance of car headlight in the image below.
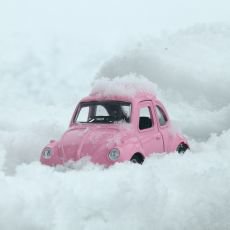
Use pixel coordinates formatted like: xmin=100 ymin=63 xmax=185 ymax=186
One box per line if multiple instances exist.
xmin=108 ymin=148 xmax=120 ymax=161
xmin=42 ymin=148 xmax=52 ymax=159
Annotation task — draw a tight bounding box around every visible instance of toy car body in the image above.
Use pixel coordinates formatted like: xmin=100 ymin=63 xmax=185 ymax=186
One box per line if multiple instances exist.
xmin=41 ymin=92 xmax=189 ymax=166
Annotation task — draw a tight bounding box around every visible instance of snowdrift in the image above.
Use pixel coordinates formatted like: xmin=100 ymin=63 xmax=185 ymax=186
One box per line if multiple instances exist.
xmin=1 ymin=24 xmax=230 ymax=229
xmin=97 ymin=24 xmax=230 ymax=140
xmin=1 ymin=144 xmax=230 ymax=230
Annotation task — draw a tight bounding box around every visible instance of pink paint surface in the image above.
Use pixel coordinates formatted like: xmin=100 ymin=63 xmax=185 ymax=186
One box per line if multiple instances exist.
xmin=41 ymin=93 xmax=189 ymax=166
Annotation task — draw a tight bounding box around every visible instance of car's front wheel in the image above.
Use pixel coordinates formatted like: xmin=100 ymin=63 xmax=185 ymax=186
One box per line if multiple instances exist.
xmin=130 ymin=153 xmax=144 ymax=164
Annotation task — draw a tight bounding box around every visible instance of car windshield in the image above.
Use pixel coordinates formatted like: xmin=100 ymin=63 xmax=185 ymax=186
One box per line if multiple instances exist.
xmin=75 ymin=101 xmax=131 ymax=124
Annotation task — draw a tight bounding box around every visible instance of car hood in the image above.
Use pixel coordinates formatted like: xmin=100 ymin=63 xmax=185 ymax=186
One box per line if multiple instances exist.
xmin=59 ymin=124 xmax=131 ymax=163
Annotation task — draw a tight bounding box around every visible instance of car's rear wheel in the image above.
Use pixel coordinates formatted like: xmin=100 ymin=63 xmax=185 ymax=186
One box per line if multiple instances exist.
xmin=177 ymin=143 xmax=188 ymax=154
xmin=130 ymin=153 xmax=144 ymax=164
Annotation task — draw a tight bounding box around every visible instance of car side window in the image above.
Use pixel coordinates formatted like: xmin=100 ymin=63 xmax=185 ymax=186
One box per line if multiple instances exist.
xmin=96 ymin=105 xmax=109 ymax=116
xmin=156 ymin=105 xmax=168 ymax=126
xmin=77 ymin=106 xmax=89 ymax=122
xmin=139 ymin=107 xmax=153 ymax=130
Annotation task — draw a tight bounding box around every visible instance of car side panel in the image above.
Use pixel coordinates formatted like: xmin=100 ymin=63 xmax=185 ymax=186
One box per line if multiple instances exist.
xmin=135 ymin=100 xmax=164 ymax=156
xmin=154 ymin=100 xmax=188 ymax=152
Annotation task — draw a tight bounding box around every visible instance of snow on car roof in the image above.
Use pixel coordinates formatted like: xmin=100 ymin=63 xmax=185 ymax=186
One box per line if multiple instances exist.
xmin=80 ymin=93 xmax=156 ymax=104
xmin=88 ymin=75 xmax=157 ymax=101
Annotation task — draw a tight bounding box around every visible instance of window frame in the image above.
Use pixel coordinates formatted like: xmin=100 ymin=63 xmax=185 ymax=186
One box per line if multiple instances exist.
xmin=155 ymin=104 xmax=168 ymax=127
xmin=138 ymin=101 xmax=155 ymax=132
xmin=73 ymin=100 xmax=132 ymax=124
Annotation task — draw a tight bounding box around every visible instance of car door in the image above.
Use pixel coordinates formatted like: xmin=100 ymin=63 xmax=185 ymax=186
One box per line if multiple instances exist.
xmin=154 ymin=101 xmax=174 ymax=152
xmin=138 ymin=101 xmax=164 ymax=156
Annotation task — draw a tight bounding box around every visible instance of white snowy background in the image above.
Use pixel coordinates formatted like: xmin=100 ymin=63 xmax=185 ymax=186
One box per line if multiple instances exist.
xmin=1 ymin=0 xmax=230 ymax=229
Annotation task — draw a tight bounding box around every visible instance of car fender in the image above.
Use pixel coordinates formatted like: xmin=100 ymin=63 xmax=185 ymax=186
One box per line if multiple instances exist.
xmin=40 ymin=140 xmax=63 ymax=166
xmin=117 ymin=135 xmax=144 ymax=162
xmin=170 ymin=134 xmax=189 ymax=152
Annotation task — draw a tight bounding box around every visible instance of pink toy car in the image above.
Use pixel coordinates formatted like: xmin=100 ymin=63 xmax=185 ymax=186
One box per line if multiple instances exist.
xmin=41 ymin=92 xmax=189 ymax=166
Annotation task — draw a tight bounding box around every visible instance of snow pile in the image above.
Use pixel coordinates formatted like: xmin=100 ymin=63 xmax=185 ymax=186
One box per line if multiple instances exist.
xmin=1 ymin=23 xmax=230 ymax=229
xmin=0 ymin=136 xmax=230 ymax=230
xmin=97 ymin=24 xmax=230 ymax=140
xmin=91 ymin=74 xmax=158 ymax=97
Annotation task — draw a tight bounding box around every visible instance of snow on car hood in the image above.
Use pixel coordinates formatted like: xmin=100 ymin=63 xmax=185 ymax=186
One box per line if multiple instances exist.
xmin=60 ymin=124 xmax=131 ymax=163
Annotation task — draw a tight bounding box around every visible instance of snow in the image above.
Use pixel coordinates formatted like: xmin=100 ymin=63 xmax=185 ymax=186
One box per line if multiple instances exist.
xmin=91 ymin=75 xmax=158 ymax=97
xmin=1 ymin=2 xmax=230 ymax=228
xmin=0 ymin=146 xmax=230 ymax=230
xmin=98 ymin=24 xmax=230 ymax=140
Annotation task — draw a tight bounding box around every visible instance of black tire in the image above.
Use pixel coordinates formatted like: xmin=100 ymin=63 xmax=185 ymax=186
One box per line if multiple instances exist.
xmin=130 ymin=153 xmax=144 ymax=164
xmin=177 ymin=143 xmax=188 ymax=154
